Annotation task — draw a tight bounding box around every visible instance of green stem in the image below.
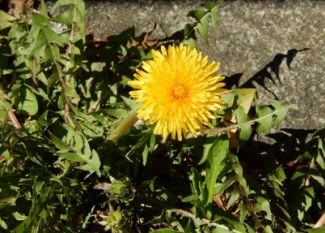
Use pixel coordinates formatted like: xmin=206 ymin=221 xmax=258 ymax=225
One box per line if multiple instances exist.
xmin=108 ymin=110 xmax=138 ymax=143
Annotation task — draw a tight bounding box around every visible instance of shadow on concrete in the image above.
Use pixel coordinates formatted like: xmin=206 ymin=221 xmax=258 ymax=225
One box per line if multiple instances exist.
xmin=225 ymin=48 xmax=310 ymax=99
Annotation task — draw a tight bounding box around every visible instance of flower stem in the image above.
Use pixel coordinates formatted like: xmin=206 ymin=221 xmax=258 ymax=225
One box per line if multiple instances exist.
xmin=108 ymin=110 xmax=138 ymax=143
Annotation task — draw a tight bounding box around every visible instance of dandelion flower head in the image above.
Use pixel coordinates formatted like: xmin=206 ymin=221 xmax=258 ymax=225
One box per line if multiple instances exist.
xmin=128 ymin=44 xmax=226 ymax=142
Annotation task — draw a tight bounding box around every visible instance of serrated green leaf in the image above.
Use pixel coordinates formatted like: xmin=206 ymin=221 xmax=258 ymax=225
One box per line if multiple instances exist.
xmin=197 ymin=15 xmax=209 ymax=44
xmin=234 ymin=106 xmax=252 ymax=141
xmin=256 ymin=105 xmax=273 ymax=133
xmin=79 ymin=149 xmax=101 ymax=176
xmin=271 ymin=100 xmax=292 ymax=126
xmin=188 ymin=1 xmax=222 ymax=45
xmin=210 ymin=4 xmax=222 ymax=25
xmin=80 ymin=121 xmax=103 ymax=137
xmin=8 ymin=22 xmax=28 ymax=43
xmin=51 ymin=128 xmax=101 ymax=175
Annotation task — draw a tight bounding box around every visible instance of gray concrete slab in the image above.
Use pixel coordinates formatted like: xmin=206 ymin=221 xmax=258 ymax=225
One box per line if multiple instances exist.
xmin=86 ymin=0 xmax=325 ymax=129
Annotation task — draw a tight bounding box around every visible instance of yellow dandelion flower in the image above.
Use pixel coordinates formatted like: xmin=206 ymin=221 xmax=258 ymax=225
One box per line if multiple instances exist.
xmin=128 ymin=44 xmax=226 ymax=142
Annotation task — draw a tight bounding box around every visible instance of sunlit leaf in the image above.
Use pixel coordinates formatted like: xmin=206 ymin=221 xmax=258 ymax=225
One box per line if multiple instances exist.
xmin=0 ymin=10 xmax=16 ymax=30
xmin=205 ymin=136 xmax=229 ymax=204
xmin=150 ymin=229 xmax=182 ymax=233
xmin=234 ymin=106 xmax=252 ymax=142
xmin=256 ymin=105 xmax=273 ymax=133
xmin=10 ymin=86 xmax=38 ymax=116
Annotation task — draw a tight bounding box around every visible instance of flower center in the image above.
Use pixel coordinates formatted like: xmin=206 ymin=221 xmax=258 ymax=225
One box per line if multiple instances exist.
xmin=171 ymin=84 xmax=187 ymax=100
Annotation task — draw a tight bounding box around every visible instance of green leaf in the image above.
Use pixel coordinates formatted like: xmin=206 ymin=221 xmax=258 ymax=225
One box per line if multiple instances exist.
xmin=79 ymin=121 xmax=103 ymax=137
xmin=270 ymin=100 xmax=292 ymax=126
xmin=189 ymin=167 xmax=204 ymax=199
xmin=205 ymin=136 xmax=229 ymax=204
xmin=150 ymin=229 xmax=182 ymax=233
xmin=235 ymin=88 xmax=256 ymax=114
xmin=254 ymin=197 xmax=272 ymax=221
xmin=51 ymin=0 xmax=82 ymax=10
xmin=197 ymin=15 xmax=209 ymax=44
xmin=32 ymin=12 xmax=49 ymax=27
xmin=51 ymin=0 xmax=85 ymax=38
xmin=121 ymin=96 xmax=138 ymax=110
xmin=264 ymin=226 xmax=274 ymax=233
xmin=0 ymin=10 xmax=16 ymax=30
xmin=187 ymin=1 xmax=222 ymax=44
xmin=198 ymin=141 xmax=213 ymax=164
xmin=311 ymin=175 xmax=325 ymax=186
xmin=182 ymin=194 xmax=199 ymax=203
xmin=0 ymin=217 xmax=8 ymax=230
xmin=51 ymin=129 xmax=101 ymax=175
xmin=226 ymin=191 xmax=240 ymax=209
xmin=0 ymin=90 xmax=11 ymax=123
xmin=79 ymin=149 xmax=101 ymax=177
xmin=12 ymin=212 xmax=28 ymax=221
xmin=39 ymin=0 xmax=48 ymax=16
xmin=209 ymin=3 xmax=222 ymax=25
xmin=256 ymin=105 xmax=273 ymax=133
xmin=316 ymin=137 xmax=325 ymax=169
xmin=183 ymin=38 xmax=197 ymax=48
xmin=10 ymin=85 xmax=38 ymax=116
xmin=215 ymin=175 xmax=236 ymax=194
xmin=211 ymin=226 xmax=234 ymax=233
xmin=211 ymin=219 xmax=251 ymax=233
xmin=306 ymin=227 xmax=325 ymax=233
xmin=255 ymin=102 xmax=295 ymax=133
xmin=142 ymin=144 xmax=149 ymax=166
xmin=188 ymin=9 xmax=206 ymax=21
xmin=234 ymin=106 xmax=252 ymax=142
